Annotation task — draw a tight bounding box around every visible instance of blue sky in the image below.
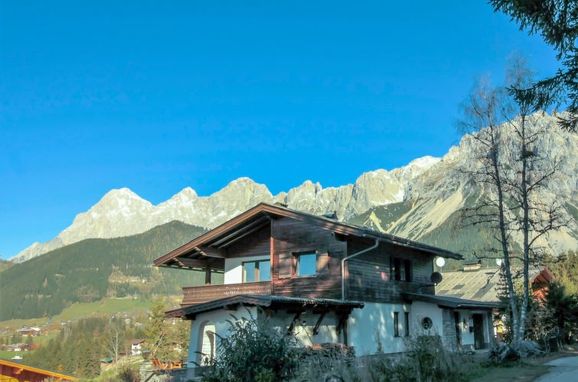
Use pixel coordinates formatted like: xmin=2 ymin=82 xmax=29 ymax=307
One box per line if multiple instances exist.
xmin=0 ymin=1 xmax=559 ymax=259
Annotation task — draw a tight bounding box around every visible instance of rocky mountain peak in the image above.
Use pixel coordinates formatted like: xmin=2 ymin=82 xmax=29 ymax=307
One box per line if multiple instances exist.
xmin=10 ymin=113 xmax=578 ymax=263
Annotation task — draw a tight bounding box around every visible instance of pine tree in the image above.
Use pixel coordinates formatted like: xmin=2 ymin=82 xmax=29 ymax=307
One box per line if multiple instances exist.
xmin=491 ymin=0 xmax=578 ymax=131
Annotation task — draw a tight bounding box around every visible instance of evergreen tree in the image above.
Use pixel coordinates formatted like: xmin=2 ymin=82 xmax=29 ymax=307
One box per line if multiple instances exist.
xmin=491 ymin=0 xmax=578 ymax=131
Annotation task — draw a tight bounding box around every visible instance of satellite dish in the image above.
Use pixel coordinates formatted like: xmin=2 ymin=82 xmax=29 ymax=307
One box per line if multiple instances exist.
xmin=431 ymin=272 xmax=443 ymax=284
xmin=496 ymin=258 xmax=503 ymax=267
xmin=435 ymin=257 xmax=446 ymax=268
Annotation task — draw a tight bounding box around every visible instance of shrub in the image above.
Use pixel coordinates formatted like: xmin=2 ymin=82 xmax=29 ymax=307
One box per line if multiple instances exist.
xmin=364 ymin=335 xmax=471 ymax=382
xmin=201 ymin=313 xmax=300 ymax=382
xmin=291 ymin=344 xmax=360 ymax=382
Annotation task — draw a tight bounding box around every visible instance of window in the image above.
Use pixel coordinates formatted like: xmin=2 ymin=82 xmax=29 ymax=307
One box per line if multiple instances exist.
xmin=404 ymin=312 xmax=410 ymax=337
xmin=421 ymin=317 xmax=433 ymax=330
xmin=391 ymin=258 xmax=412 ymax=282
xmin=297 ymin=252 xmax=317 ymax=277
xmin=394 ymin=312 xmax=400 ymax=337
xmin=242 ymin=259 xmax=271 ymax=282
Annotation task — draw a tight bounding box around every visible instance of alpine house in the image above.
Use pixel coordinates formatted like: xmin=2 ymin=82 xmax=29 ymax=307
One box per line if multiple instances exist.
xmin=154 ymin=203 xmax=499 ymax=374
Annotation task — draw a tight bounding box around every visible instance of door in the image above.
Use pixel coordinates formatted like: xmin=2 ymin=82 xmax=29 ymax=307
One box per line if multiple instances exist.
xmin=472 ymin=314 xmax=485 ymax=349
xmin=454 ymin=311 xmax=462 ymax=349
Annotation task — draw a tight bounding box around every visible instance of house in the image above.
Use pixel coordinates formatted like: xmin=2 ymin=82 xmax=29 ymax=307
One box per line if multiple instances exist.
xmin=436 ymin=263 xmax=555 ymax=303
xmin=130 ymin=339 xmax=145 ymax=356
xmin=436 ymin=264 xmax=555 ymax=341
xmin=154 ymin=203 xmax=499 ymax=374
xmin=4 ymin=343 xmax=31 ymax=352
xmin=16 ymin=326 xmax=41 ymax=337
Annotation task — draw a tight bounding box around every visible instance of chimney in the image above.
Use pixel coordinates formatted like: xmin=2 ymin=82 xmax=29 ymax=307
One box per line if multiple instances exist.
xmin=322 ymin=211 xmax=338 ymax=220
xmin=463 ymin=260 xmax=482 ymax=272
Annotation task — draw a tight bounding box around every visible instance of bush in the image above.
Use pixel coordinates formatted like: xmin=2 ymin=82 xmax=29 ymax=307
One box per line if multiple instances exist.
xmin=291 ymin=344 xmax=360 ymax=382
xmin=364 ymin=335 xmax=471 ymax=382
xmin=201 ymin=313 xmax=300 ymax=382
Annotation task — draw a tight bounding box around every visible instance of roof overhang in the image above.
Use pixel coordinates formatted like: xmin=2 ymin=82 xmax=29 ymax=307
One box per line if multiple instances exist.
xmin=402 ymin=292 xmax=503 ymax=310
xmin=167 ymin=294 xmax=365 ymax=319
xmin=154 ymin=203 xmax=463 ymax=269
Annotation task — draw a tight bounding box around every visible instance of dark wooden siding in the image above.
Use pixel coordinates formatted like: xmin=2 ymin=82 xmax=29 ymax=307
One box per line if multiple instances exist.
xmin=224 ymin=224 xmax=271 ymax=258
xmin=180 ymin=218 xmax=438 ymax=305
xmin=346 ymin=239 xmax=435 ymax=303
xmin=182 ymin=282 xmax=272 ymax=306
xmin=271 ymin=217 xmax=346 ymax=299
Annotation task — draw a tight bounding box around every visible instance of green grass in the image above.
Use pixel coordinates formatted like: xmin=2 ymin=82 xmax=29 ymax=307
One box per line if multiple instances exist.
xmin=54 ymin=297 xmax=152 ymax=321
xmin=0 ymin=296 xmax=181 ymax=331
xmin=0 ymin=350 xmax=25 ymax=359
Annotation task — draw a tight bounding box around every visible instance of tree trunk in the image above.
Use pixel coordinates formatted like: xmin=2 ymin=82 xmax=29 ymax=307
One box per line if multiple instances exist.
xmin=517 ymin=114 xmax=531 ymax=342
xmin=490 ymin=129 xmax=521 ymax=342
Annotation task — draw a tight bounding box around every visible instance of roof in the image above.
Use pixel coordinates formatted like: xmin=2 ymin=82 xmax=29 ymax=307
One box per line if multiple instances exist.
xmin=0 ymin=359 xmax=78 ymax=381
xmin=154 ymin=202 xmax=463 ymax=268
xmin=436 ymin=268 xmax=502 ymax=302
xmin=402 ymin=293 xmax=502 ymax=310
xmin=167 ymin=294 xmax=365 ymax=318
xmin=435 ymin=266 xmax=555 ymax=303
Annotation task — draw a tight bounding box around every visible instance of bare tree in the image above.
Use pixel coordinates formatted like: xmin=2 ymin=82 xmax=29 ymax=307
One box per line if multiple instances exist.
xmin=504 ymin=59 xmax=567 ymax=341
xmin=459 ymin=78 xmax=521 ymax=341
xmin=104 ymin=320 xmax=123 ymax=363
xmin=459 ymin=59 xmax=567 ymax=346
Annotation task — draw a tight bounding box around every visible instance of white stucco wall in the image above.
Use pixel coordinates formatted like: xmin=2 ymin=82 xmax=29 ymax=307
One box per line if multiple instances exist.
xmin=348 ymin=303 xmax=410 ymax=356
xmin=223 ymin=255 xmax=270 ymax=284
xmin=187 ymin=307 xmax=258 ymax=368
xmin=456 ymin=310 xmax=492 ymax=347
xmin=410 ymin=301 xmax=444 ymax=337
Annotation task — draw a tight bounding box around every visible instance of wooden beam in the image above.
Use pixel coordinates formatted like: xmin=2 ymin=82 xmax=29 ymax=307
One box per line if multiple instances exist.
xmin=334 ymin=233 xmax=349 ymax=242
xmin=177 ymin=257 xmax=217 ymax=269
xmin=312 ymin=311 xmax=327 ymax=335
xmin=204 ymin=265 xmax=211 ymax=285
xmin=195 ymin=246 xmax=225 ymax=258
xmin=287 ymin=311 xmax=302 ymax=335
xmin=336 ymin=312 xmax=350 ymax=345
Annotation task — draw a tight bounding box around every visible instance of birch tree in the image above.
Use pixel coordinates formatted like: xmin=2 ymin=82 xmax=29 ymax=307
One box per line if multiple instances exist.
xmin=459 ymin=59 xmax=566 ymax=347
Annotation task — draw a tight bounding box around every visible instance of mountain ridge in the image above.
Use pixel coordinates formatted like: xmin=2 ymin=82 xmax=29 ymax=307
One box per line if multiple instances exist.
xmin=12 ymin=156 xmax=440 ymax=262
xmin=12 ymin=113 xmax=578 ymax=263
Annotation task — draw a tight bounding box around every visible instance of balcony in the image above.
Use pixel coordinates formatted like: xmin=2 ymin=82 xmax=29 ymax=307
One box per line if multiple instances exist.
xmin=181 ymin=281 xmax=272 ymax=306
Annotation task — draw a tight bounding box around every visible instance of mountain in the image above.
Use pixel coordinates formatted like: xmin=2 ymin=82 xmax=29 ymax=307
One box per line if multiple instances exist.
xmin=11 ymin=113 xmax=578 ymax=264
xmin=0 ymin=221 xmax=208 ymax=321
xmin=11 ymin=158 xmax=439 ymax=263
xmin=350 ymin=113 xmax=578 ymax=256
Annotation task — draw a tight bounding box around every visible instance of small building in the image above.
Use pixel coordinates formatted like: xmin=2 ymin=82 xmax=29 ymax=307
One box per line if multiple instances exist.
xmin=436 ymin=264 xmax=556 ymax=303
xmin=154 ymin=203 xmax=500 ymax=376
xmin=130 ymin=339 xmax=145 ymax=356
xmin=4 ymin=343 xmax=31 ymax=352
xmin=436 ymin=263 xmax=555 ymax=342
xmin=16 ymin=327 xmax=41 ymax=337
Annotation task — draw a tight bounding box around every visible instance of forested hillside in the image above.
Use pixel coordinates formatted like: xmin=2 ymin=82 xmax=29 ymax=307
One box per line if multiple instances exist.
xmin=0 ymin=221 xmax=207 ymax=321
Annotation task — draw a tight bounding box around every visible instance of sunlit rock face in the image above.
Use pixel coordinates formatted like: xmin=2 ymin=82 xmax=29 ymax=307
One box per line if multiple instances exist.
xmin=12 ymin=113 xmax=578 ymax=262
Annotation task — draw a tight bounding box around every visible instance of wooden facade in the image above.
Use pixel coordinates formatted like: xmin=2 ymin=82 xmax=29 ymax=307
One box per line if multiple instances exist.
xmin=154 ymin=203 xmax=462 ymax=309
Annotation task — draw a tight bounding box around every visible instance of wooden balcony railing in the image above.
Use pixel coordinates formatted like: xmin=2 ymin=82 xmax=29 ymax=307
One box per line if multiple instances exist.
xmin=181 ymin=281 xmax=272 ymax=306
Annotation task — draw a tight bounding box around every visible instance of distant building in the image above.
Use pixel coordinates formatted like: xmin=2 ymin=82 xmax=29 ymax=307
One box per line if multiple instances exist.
xmin=436 ymin=263 xmax=556 ymax=303
xmin=4 ymin=343 xmax=31 ymax=352
xmin=130 ymin=339 xmax=145 ymax=356
xmin=436 ymin=263 xmax=556 ymax=342
xmin=16 ymin=326 xmax=41 ymax=337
